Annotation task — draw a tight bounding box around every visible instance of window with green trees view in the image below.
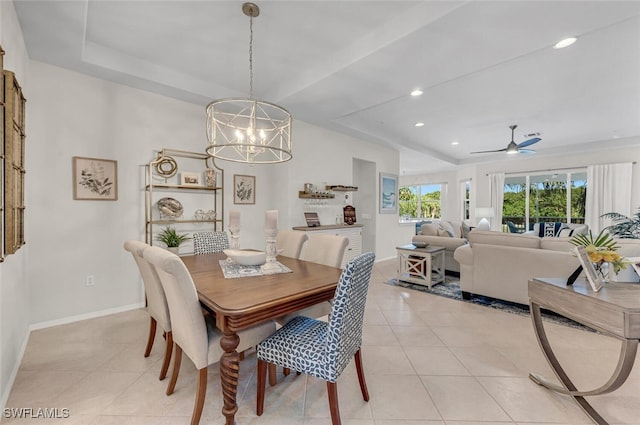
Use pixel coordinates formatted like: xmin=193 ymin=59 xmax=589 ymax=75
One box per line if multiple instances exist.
xmin=399 ymin=183 xmax=444 ymax=222
xmin=503 ymin=171 xmax=587 ymax=232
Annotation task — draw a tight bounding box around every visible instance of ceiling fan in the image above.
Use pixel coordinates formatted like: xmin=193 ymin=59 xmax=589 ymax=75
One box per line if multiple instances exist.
xmin=470 ymin=124 xmax=541 ymax=155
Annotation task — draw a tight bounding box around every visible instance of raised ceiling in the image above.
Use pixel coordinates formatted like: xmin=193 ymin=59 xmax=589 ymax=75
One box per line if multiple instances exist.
xmin=13 ymin=1 xmax=640 ymax=174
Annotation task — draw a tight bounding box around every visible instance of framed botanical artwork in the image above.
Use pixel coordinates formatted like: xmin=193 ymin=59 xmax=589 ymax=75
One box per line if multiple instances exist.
xmin=73 ymin=156 xmax=118 ymax=200
xmin=180 ymin=171 xmax=201 ymax=186
xmin=234 ymin=174 xmax=255 ymax=204
xmin=379 ymin=172 xmax=398 ymax=214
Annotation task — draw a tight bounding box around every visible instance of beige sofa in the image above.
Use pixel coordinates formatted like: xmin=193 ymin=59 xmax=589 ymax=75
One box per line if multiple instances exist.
xmin=412 ymin=220 xmax=470 ymax=273
xmin=454 ymin=231 xmax=640 ymax=305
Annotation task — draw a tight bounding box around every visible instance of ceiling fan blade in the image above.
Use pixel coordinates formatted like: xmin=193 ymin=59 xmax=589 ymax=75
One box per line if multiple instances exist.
xmin=518 ymin=149 xmax=536 ymax=154
xmin=470 ymin=148 xmax=507 ymax=154
xmin=517 ymin=137 xmax=541 ymax=148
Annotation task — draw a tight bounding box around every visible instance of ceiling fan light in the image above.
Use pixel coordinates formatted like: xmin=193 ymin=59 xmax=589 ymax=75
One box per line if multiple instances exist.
xmin=554 ymin=37 xmax=577 ymax=49
xmin=415 ymin=122 xmax=425 ymax=127
xmin=506 ymin=146 xmax=519 ymax=154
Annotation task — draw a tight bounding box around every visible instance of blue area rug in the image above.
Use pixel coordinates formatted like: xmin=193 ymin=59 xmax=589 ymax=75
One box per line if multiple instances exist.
xmin=386 ymin=277 xmax=590 ymax=331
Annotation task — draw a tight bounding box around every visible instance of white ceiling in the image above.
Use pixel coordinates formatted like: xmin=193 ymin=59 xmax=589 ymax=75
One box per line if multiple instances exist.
xmin=13 ymin=0 xmax=640 ymax=174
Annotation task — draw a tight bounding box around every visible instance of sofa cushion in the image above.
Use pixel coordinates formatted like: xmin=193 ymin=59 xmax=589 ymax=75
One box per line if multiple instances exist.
xmin=540 ymin=237 xmax=574 ymax=252
xmin=420 ymin=223 xmax=439 ymax=236
xmin=437 ymin=221 xmax=455 ymax=237
xmin=468 ymin=230 xmax=540 ymax=249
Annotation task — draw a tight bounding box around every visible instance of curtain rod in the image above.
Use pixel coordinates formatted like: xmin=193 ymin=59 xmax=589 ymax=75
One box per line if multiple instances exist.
xmin=486 ymin=161 xmax=636 ymax=176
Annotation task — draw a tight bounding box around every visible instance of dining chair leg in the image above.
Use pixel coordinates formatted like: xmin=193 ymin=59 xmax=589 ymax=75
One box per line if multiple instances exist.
xmin=167 ymin=345 xmax=183 ymax=396
xmin=327 ymin=381 xmax=342 ymax=425
xmin=283 ymin=367 xmax=291 ymax=376
xmin=268 ymin=363 xmax=277 ymax=386
xmin=144 ymin=317 xmax=157 ymax=357
xmin=256 ymin=359 xmax=267 ymax=416
xmin=191 ymin=368 xmax=208 ymax=425
xmin=354 ymin=349 xmax=369 ymax=401
xmin=159 ymin=331 xmax=173 ymax=380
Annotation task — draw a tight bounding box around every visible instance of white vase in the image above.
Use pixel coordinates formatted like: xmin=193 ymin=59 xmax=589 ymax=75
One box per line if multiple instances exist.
xmin=167 ymin=247 xmax=179 ymax=255
xmin=609 ymin=265 xmax=640 ymax=283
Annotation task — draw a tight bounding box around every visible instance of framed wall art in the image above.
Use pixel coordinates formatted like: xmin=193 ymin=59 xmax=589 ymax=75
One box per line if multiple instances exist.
xmin=234 ymin=174 xmax=255 ymax=204
xmin=73 ymin=156 xmax=118 ymax=200
xmin=573 ymin=246 xmax=604 ymax=292
xmin=379 ymin=172 xmax=398 ymax=214
xmin=180 ymin=171 xmax=201 ymax=186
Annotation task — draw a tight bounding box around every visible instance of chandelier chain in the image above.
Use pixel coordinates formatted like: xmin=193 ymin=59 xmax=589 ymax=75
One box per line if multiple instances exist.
xmin=249 ymin=15 xmax=254 ymax=98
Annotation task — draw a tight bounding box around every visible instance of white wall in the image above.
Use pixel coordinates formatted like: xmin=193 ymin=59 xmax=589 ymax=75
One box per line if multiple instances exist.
xmin=0 ymin=0 xmax=31 ymax=407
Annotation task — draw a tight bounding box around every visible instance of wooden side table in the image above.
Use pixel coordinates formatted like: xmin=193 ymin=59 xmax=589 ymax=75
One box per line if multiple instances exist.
xmin=396 ymin=244 xmax=445 ymax=288
xmin=528 ymin=277 xmax=640 ymax=425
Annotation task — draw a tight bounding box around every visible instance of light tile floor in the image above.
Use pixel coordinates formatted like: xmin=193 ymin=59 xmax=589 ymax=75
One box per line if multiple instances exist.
xmin=5 ymin=259 xmax=640 ymax=425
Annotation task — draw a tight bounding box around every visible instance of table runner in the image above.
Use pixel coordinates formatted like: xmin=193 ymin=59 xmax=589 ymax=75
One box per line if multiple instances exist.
xmin=219 ymin=260 xmax=292 ymax=278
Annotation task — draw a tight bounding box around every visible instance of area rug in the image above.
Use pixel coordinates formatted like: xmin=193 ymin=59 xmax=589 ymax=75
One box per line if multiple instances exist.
xmin=386 ymin=277 xmax=590 ymax=331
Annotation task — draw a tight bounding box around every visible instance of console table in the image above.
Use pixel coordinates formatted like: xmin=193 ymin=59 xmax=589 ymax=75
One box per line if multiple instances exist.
xmin=396 ymin=244 xmax=445 ymax=288
xmin=528 ymin=277 xmax=640 ymax=425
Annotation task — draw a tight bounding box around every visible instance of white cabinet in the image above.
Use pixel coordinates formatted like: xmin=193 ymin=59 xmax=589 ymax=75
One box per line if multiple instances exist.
xmin=293 ymin=225 xmax=363 ymax=268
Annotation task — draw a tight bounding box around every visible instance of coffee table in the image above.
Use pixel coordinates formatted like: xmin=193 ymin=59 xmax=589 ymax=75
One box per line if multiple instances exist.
xmin=528 ymin=277 xmax=640 ymax=425
xmin=396 ymin=244 xmax=445 ymax=288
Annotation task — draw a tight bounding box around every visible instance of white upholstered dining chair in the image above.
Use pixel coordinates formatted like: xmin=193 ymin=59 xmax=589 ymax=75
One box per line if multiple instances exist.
xmin=276 ymin=230 xmax=309 ymax=259
xmin=123 ymin=240 xmax=173 ymax=381
xmin=143 ymin=245 xmax=276 ymax=425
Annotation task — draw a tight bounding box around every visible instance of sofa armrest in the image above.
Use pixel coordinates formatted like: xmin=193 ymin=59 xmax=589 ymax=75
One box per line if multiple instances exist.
xmin=453 ymin=244 xmax=473 ymax=265
xmin=412 ymin=235 xmax=467 ymax=251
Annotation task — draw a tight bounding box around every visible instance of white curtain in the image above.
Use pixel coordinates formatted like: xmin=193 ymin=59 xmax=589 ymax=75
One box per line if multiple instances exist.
xmin=489 ymin=172 xmax=505 ymax=231
xmin=585 ymin=163 xmax=633 ymax=234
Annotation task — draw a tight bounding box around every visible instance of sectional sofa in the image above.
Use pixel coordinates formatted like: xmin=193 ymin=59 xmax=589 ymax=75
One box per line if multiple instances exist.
xmin=454 ymin=230 xmax=640 ymax=305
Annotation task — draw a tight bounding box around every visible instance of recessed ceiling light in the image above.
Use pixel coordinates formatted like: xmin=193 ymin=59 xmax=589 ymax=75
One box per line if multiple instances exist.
xmin=554 ymin=37 xmax=577 ymax=49
xmin=415 ymin=122 xmax=425 ymax=127
xmin=451 ymin=141 xmax=459 ymax=145
xmin=410 ymin=89 xmax=423 ymax=97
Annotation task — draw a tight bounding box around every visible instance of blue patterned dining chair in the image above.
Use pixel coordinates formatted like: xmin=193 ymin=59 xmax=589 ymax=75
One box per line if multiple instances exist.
xmin=256 ymin=252 xmax=376 ymax=425
xmin=124 ymin=240 xmax=173 ymax=381
xmin=192 ymin=231 xmax=229 ymax=254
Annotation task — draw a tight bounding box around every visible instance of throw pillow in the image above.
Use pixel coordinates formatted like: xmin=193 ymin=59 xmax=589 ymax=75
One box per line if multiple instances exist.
xmin=420 ymin=223 xmax=439 ymax=236
xmin=557 ymin=226 xmax=574 ymax=237
xmin=461 ymin=222 xmax=472 ymax=239
xmin=538 ymin=222 xmax=563 ymax=237
xmin=437 ymin=221 xmax=455 ymax=238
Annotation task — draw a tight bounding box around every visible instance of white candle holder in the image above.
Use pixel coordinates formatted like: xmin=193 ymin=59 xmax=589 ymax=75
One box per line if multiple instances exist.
xmin=229 ymin=225 xmax=240 ymax=249
xmin=260 ymin=229 xmax=280 ymax=274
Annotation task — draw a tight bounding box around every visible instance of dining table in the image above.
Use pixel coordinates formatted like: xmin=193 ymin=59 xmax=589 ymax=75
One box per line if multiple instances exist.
xmin=180 ymin=252 xmax=344 ymax=425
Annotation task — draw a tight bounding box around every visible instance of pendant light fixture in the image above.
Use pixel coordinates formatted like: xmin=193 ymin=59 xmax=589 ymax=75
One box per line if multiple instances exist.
xmin=205 ymin=2 xmax=292 ymax=164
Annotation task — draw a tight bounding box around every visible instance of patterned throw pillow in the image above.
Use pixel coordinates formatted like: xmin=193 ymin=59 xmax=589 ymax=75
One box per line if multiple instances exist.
xmin=538 ymin=222 xmax=564 ymax=237
xmin=557 ymin=226 xmax=575 ymax=237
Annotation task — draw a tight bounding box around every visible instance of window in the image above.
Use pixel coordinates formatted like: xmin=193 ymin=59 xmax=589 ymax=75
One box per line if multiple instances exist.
xmin=399 ymin=183 xmax=444 ymax=222
xmin=503 ymin=171 xmax=586 ymax=232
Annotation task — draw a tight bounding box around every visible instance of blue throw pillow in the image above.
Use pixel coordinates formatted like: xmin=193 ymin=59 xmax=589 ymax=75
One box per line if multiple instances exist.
xmin=538 ymin=222 xmax=563 ymax=237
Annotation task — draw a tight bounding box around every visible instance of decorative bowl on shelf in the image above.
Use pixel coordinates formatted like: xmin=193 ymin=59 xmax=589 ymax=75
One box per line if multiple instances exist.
xmin=223 ymin=249 xmax=267 ymax=266
xmin=157 ymin=197 xmax=183 ymax=218
xmin=412 ymin=241 xmax=429 ymax=248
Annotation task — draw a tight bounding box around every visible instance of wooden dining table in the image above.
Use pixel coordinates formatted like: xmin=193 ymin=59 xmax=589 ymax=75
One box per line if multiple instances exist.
xmin=180 ymin=252 xmax=344 ymax=425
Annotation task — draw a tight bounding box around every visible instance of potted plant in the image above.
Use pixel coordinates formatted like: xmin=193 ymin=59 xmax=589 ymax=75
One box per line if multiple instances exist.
xmin=602 ymin=207 xmax=640 ymax=239
xmin=155 ymin=227 xmax=190 ymax=254
xmin=570 ymin=229 xmax=627 ymax=279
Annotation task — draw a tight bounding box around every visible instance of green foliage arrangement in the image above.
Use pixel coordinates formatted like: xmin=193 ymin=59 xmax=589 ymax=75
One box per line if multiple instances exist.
xmin=570 ymin=230 xmax=626 ymax=274
xmin=155 ymin=227 xmax=190 ymax=248
xmin=602 ymin=207 xmax=640 ymax=239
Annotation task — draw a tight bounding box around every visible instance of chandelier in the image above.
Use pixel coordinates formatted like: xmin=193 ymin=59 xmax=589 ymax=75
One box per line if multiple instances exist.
xmin=206 ymin=2 xmax=292 ymax=164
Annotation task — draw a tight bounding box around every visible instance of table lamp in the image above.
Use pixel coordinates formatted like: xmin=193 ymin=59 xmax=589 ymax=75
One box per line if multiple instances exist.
xmin=475 ymin=207 xmax=495 ymax=231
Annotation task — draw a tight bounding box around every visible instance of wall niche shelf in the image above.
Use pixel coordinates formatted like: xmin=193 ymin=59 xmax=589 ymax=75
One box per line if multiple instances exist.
xmin=298 ymin=191 xmax=335 ymax=199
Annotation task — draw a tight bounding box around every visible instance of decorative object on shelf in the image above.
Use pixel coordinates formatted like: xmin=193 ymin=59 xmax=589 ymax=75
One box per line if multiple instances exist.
xmin=205 ymin=210 xmax=216 ymax=220
xmin=379 ymin=173 xmax=398 ymax=214
xmin=326 ymin=185 xmax=358 ymax=191
xmin=229 ymin=210 xmax=241 ymax=249
xmin=180 ymin=171 xmax=201 ymax=186
xmin=194 ymin=209 xmax=205 ymax=220
xmin=157 ymin=197 xmax=183 ymax=218
xmin=261 ymin=210 xmax=280 ymax=274
xmin=153 ymin=154 xmax=178 ymax=178
xmin=155 ymin=226 xmax=190 ymax=254
xmin=304 ymin=183 xmax=315 ymax=194
xmin=234 ymin=174 xmax=255 ymax=204
xmin=205 ymin=2 xmax=292 ymax=164
xmin=205 ymin=168 xmax=217 ymax=187
xmin=304 ymin=212 xmax=321 ymax=227
xmin=475 ymin=207 xmax=495 ymax=231
xmin=73 ymin=156 xmax=118 ymax=201
xmin=570 ymin=229 xmax=627 ymax=281
xmin=298 ymin=190 xmax=334 ymax=199
xmin=344 ymin=205 xmax=356 ymax=225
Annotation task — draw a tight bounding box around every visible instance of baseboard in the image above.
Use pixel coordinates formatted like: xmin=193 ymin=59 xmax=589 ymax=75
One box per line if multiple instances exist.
xmin=29 ymin=302 xmax=144 ymax=331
